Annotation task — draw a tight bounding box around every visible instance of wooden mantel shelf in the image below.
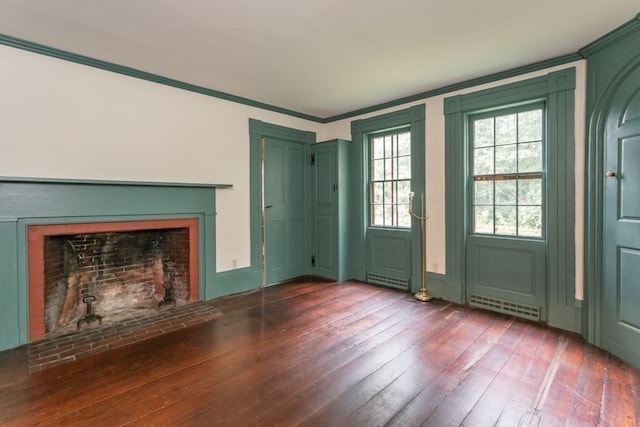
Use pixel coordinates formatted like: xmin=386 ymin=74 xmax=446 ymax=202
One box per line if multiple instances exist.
xmin=0 ymin=176 xmax=232 ymax=189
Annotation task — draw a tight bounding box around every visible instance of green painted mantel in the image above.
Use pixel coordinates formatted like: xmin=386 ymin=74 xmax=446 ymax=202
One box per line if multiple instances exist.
xmin=0 ymin=177 xmax=231 ymax=351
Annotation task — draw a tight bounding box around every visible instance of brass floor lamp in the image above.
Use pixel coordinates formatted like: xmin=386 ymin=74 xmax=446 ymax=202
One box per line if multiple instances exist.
xmin=408 ymin=192 xmax=433 ymax=302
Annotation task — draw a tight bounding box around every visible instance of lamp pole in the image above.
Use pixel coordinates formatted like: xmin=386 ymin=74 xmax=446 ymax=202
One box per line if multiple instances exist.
xmin=408 ymin=192 xmax=433 ymax=302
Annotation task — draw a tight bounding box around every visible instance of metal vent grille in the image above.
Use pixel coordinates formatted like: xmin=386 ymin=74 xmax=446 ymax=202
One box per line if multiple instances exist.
xmin=469 ymin=294 xmax=541 ymax=321
xmin=367 ymin=273 xmax=409 ymax=290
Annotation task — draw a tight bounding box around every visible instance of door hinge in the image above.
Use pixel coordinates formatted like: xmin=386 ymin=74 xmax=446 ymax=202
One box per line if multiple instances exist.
xmin=311 ymin=153 xmax=315 ymax=166
xmin=311 ymin=255 xmax=316 ymax=267
xmin=333 ymin=183 xmax=338 ymax=192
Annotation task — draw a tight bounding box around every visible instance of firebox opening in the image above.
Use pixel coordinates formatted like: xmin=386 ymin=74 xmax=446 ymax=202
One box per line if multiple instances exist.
xmin=43 ymin=227 xmax=190 ymax=336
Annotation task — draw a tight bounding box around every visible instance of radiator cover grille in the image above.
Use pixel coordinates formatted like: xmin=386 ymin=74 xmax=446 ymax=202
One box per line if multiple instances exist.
xmin=367 ymin=273 xmax=409 ymax=290
xmin=469 ymin=294 xmax=541 ymax=321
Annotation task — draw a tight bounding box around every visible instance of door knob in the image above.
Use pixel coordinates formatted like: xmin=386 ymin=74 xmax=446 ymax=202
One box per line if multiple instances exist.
xmin=605 ymin=170 xmax=616 ymax=178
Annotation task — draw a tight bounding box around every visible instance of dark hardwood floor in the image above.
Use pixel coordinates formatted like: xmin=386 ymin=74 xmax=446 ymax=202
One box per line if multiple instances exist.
xmin=1 ymin=279 xmax=639 ymax=426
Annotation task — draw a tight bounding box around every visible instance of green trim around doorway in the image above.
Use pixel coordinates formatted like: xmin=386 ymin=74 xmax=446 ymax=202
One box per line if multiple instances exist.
xmin=247 ymin=119 xmax=316 ymax=288
xmin=443 ymin=68 xmax=578 ymax=331
xmin=349 ymin=104 xmax=426 ymax=290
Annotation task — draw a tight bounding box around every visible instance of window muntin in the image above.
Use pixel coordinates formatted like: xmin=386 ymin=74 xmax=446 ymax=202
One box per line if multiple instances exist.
xmin=470 ymin=105 xmax=545 ymax=237
xmin=370 ymin=130 xmax=411 ymax=228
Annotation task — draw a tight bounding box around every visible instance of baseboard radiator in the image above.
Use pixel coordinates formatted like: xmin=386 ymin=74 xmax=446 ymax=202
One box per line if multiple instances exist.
xmin=469 ymin=294 xmax=541 ymax=321
xmin=367 ymin=273 xmax=409 ymax=291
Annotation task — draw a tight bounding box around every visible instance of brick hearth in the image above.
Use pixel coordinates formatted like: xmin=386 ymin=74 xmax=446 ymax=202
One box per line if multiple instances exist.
xmin=28 ymin=300 xmax=223 ymax=373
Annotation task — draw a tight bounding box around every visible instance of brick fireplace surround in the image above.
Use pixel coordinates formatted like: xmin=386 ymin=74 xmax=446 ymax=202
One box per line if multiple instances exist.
xmin=26 ymin=218 xmax=225 ymax=372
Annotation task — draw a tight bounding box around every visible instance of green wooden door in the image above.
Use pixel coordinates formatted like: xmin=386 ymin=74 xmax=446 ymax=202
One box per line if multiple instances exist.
xmin=310 ymin=142 xmax=338 ymax=280
xmin=602 ymin=65 xmax=640 ymax=362
xmin=466 ymin=105 xmax=547 ymax=321
xmin=264 ymin=137 xmax=307 ymax=285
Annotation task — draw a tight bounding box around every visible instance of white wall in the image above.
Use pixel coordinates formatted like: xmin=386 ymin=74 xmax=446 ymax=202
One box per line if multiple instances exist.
xmin=323 ymin=60 xmax=587 ymax=299
xmin=0 ymin=45 xmax=323 ymax=273
xmin=0 ymin=44 xmax=586 ymax=299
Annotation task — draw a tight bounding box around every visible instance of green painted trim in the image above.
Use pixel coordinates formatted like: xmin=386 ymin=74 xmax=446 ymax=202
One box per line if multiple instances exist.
xmin=0 ymin=33 xmax=324 ymax=123
xmin=349 ymin=104 xmax=426 ymax=289
xmin=444 ymin=67 xmax=578 ymax=331
xmin=325 ymin=54 xmax=581 ymax=122
xmin=214 ymin=267 xmax=260 ymax=297
xmin=0 ymin=176 xmax=231 ymax=189
xmin=579 ymin=13 xmax=640 ymax=58
xmin=583 ymin=32 xmax=640 ymax=347
xmin=248 ymin=119 xmax=317 ymax=288
xmin=0 ymin=180 xmax=220 ymax=351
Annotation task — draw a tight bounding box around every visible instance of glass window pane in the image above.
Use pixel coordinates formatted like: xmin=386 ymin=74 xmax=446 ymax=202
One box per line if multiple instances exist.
xmin=474 ymin=180 xmax=493 ymax=205
xmin=383 ymin=181 xmax=392 ymax=202
xmin=474 ymin=205 xmax=494 ymax=234
xmin=384 ymin=205 xmax=393 ymax=226
xmin=397 ymin=206 xmax=411 ymax=228
xmin=398 ymin=133 xmax=411 ymax=155
xmin=384 ymin=159 xmax=392 ymax=180
xmin=397 ymin=180 xmax=411 ymax=204
xmin=384 ymin=136 xmax=393 ymax=157
xmin=518 ymin=179 xmax=542 ymax=205
xmin=518 ymin=206 xmax=542 ymax=237
xmin=518 ymin=109 xmax=542 ymax=142
xmin=474 ymin=118 xmax=494 ymax=147
xmin=495 ymin=206 xmax=517 ymax=235
xmin=398 ymin=156 xmax=411 ymax=179
xmin=495 ymin=114 xmax=517 ymax=145
xmin=495 ymin=144 xmax=517 ymax=174
xmin=372 ymin=182 xmax=384 ymax=204
xmin=474 ymin=147 xmax=494 ymax=175
xmin=372 ymin=137 xmax=384 ymax=159
xmin=372 ymin=159 xmax=384 ymax=180
xmin=495 ymin=180 xmax=516 ymax=205
xmin=372 ymin=205 xmax=384 ymax=226
xmin=518 ymin=141 xmax=542 ymax=173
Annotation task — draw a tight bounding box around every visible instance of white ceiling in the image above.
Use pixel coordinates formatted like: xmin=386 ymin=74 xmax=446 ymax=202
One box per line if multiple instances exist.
xmin=0 ymin=1 xmax=638 ymax=119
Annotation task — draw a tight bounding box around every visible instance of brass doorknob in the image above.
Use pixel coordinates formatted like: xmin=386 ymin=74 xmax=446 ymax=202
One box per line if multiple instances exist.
xmin=605 ymin=170 xmax=616 ymax=178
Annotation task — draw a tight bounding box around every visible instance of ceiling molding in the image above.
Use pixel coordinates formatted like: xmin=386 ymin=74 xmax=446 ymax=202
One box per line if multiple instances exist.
xmin=0 ymin=33 xmax=325 ymax=123
xmin=579 ymin=13 xmax=640 ymax=58
xmin=3 ymin=11 xmax=638 ymax=124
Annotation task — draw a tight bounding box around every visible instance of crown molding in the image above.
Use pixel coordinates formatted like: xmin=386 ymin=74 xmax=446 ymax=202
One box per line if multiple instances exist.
xmin=0 ymin=33 xmax=324 ymax=123
xmin=579 ymin=13 xmax=640 ymax=58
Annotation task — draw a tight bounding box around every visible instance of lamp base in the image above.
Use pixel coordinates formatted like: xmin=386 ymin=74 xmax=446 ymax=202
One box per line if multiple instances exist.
xmin=414 ymin=290 xmax=434 ymax=302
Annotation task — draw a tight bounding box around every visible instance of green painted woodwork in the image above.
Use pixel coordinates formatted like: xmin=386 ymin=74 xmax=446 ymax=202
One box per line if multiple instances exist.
xmin=587 ymin=36 xmax=640 ymax=366
xmin=444 ymin=68 xmax=577 ymax=329
xmin=0 ymin=178 xmax=226 ymax=351
xmin=309 ymin=139 xmax=350 ymax=281
xmin=583 ymin=17 xmax=640 ymax=368
xmin=248 ymin=119 xmax=316 ymax=287
xmin=349 ymin=105 xmax=425 ymax=291
xmin=264 ymin=137 xmax=308 ymax=284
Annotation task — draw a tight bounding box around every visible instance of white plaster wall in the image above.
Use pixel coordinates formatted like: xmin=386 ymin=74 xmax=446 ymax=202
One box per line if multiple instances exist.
xmin=0 ymin=44 xmax=586 ymax=299
xmin=324 ymin=60 xmax=587 ymax=299
xmin=0 ymin=45 xmax=324 ymax=273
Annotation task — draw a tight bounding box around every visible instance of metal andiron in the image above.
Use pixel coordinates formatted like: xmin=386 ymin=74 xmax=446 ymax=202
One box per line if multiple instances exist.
xmin=408 ymin=192 xmax=433 ymax=302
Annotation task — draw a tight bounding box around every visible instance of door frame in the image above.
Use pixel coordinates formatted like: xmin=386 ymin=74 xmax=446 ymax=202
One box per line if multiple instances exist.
xmin=248 ymin=119 xmax=316 ymax=287
xmin=584 ymin=54 xmax=640 ymax=348
xmin=443 ymin=68 xmax=577 ymax=329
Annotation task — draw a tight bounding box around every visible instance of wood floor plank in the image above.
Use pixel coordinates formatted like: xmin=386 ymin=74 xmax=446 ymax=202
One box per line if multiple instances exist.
xmin=0 ymin=279 xmax=639 ymax=426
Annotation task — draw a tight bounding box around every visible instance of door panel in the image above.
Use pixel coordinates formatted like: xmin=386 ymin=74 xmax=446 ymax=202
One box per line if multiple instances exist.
xmin=603 ymin=66 xmax=640 ymax=361
xmin=264 ymin=137 xmax=307 ymax=284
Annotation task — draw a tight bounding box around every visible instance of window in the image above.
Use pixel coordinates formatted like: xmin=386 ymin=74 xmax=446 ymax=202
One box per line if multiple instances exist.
xmin=470 ymin=104 xmax=545 ymax=237
xmin=370 ymin=130 xmax=412 ymax=228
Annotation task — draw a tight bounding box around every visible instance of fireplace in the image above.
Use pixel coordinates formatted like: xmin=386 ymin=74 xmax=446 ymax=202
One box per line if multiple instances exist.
xmin=28 ymin=218 xmax=199 ymax=340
